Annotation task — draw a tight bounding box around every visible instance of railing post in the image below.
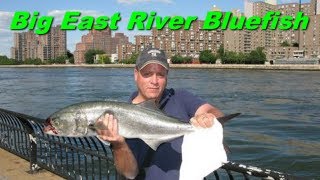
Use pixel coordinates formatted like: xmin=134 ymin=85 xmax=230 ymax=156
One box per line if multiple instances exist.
xmin=11 ymin=113 xmax=42 ymax=174
xmin=28 ymin=133 xmax=40 ymax=173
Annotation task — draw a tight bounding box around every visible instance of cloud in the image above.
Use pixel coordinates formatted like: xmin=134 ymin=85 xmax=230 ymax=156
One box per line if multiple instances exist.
xmin=48 ymin=10 xmax=105 ymax=25
xmin=0 ymin=28 xmax=12 ymax=33
xmin=117 ymin=0 xmax=173 ymax=5
xmin=278 ymin=0 xmax=299 ymax=3
xmin=0 ymin=11 xmax=13 ymax=30
xmin=0 ymin=11 xmax=14 ymax=57
xmin=0 ymin=34 xmax=13 ymax=57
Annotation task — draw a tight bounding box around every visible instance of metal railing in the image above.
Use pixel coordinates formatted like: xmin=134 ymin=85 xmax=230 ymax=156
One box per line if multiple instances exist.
xmin=0 ymin=108 xmax=299 ymax=180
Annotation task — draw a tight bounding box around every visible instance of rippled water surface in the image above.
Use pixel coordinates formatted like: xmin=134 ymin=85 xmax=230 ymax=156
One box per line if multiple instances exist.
xmin=0 ymin=67 xmax=319 ymax=178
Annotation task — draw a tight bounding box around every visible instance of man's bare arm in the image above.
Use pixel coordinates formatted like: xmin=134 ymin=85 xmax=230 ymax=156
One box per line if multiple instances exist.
xmin=96 ymin=114 xmax=139 ymax=179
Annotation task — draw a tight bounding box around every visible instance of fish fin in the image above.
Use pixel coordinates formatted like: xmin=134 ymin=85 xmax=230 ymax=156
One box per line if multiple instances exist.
xmin=89 ymin=110 xmax=116 ymax=131
xmin=103 ymin=110 xmax=115 ymax=116
xmin=136 ymin=100 xmax=163 ymax=113
xmin=217 ymin=113 xmax=241 ymax=125
xmin=143 ymin=139 xmax=162 ymax=151
xmin=94 ymin=110 xmax=116 ymax=124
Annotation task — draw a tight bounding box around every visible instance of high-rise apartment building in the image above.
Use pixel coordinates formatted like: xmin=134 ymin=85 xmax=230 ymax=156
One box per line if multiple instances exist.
xmin=11 ymin=31 xmax=37 ymax=61
xmin=152 ymin=20 xmax=224 ymax=59
xmin=115 ymin=35 xmax=152 ymax=61
xmin=38 ymin=25 xmax=67 ymax=61
xmin=117 ymin=43 xmax=136 ymax=61
xmin=243 ymin=0 xmax=320 ymax=59
xmin=74 ymin=29 xmax=112 ymax=64
xmin=72 ymin=0 xmax=320 ymax=63
xmin=52 ymin=25 xmax=67 ymax=60
xmin=74 ymin=29 xmax=130 ymax=64
xmin=299 ymin=14 xmax=320 ymax=57
xmin=11 ymin=33 xmax=24 ymax=61
xmin=11 ymin=25 xmax=66 ymax=62
xmin=298 ymin=0 xmax=320 ymax=57
xmin=244 ymin=0 xmax=254 ymax=17
xmin=112 ymin=33 xmax=129 ymax=54
xmin=135 ymin=35 xmax=153 ymax=52
xmin=224 ymin=9 xmax=252 ymax=54
xmin=251 ymin=1 xmax=276 ymax=50
xmin=274 ymin=2 xmax=300 ymax=49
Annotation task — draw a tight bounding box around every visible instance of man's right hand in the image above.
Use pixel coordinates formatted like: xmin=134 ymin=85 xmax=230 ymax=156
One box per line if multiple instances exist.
xmin=96 ymin=113 xmax=125 ymax=149
xmin=96 ymin=113 xmax=139 ymax=179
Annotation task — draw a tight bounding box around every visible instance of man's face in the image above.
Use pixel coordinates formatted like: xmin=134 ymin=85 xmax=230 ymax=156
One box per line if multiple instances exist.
xmin=134 ymin=63 xmax=168 ymax=101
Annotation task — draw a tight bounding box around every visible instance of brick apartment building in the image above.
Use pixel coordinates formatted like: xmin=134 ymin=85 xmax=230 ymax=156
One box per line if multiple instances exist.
xmin=74 ymin=29 xmax=112 ymax=64
xmin=244 ymin=0 xmax=320 ymax=60
xmin=118 ymin=0 xmax=320 ymax=62
xmin=151 ymin=20 xmax=224 ymax=59
xmin=11 ymin=25 xmax=67 ymax=62
xmin=67 ymin=0 xmax=320 ymax=63
xmin=74 ymin=29 xmax=129 ymax=64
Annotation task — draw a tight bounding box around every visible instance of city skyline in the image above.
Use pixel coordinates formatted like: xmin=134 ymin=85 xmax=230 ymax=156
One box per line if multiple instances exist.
xmin=0 ymin=0 xmax=310 ymax=57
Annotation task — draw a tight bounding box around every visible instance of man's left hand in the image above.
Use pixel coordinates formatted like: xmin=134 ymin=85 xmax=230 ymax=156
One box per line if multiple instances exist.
xmin=190 ymin=113 xmax=216 ymax=128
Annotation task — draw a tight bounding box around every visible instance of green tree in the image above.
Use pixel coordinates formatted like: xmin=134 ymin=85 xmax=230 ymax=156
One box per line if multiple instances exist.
xmin=217 ymin=44 xmax=225 ymax=59
xmin=55 ymin=55 xmax=68 ymax=64
xmin=237 ymin=52 xmax=248 ymax=64
xmin=122 ymin=53 xmax=138 ymax=64
xmin=184 ymin=56 xmax=193 ymax=64
xmin=0 ymin=56 xmax=20 ymax=65
xmin=84 ymin=49 xmax=105 ymax=64
xmin=47 ymin=55 xmax=68 ymax=64
xmin=199 ymin=50 xmax=216 ymax=64
xmin=0 ymin=55 xmax=8 ymax=60
xmin=67 ymin=50 xmax=74 ymax=64
xmin=247 ymin=47 xmax=266 ymax=64
xmin=171 ymin=55 xmax=192 ymax=64
xmin=221 ymin=48 xmax=266 ymax=64
xmin=97 ymin=55 xmax=111 ymax=64
xmin=24 ymin=58 xmax=42 ymax=65
xmin=221 ymin=51 xmax=238 ymax=64
xmin=171 ymin=55 xmax=184 ymax=64
xmin=129 ymin=53 xmax=138 ymax=64
xmin=102 ymin=55 xmax=112 ymax=64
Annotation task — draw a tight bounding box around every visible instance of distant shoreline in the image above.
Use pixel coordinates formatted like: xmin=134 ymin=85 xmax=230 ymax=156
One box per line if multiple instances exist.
xmin=0 ymin=64 xmax=319 ymax=71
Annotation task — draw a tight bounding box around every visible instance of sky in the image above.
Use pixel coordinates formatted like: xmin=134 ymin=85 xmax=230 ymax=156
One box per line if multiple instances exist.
xmin=0 ymin=0 xmax=309 ymax=57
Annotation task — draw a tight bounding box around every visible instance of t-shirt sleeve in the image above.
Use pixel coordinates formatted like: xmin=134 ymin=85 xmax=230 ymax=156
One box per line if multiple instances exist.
xmin=176 ymin=89 xmax=207 ymax=118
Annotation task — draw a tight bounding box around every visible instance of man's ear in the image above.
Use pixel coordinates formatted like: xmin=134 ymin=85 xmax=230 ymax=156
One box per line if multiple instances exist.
xmin=134 ymin=68 xmax=138 ymax=82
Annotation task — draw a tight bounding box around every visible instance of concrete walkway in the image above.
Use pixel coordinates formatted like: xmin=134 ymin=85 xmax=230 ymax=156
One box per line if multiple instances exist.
xmin=0 ymin=148 xmax=63 ymax=180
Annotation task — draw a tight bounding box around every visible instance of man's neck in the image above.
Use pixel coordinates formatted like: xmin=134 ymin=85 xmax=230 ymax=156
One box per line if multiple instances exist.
xmin=132 ymin=94 xmax=160 ymax=105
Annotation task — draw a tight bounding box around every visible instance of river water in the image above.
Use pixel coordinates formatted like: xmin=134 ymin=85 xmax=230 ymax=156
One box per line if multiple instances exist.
xmin=0 ymin=67 xmax=319 ymax=178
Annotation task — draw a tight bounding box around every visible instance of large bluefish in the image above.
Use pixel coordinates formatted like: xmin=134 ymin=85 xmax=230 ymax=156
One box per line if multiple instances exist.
xmin=44 ymin=100 xmax=239 ymax=150
xmin=44 ymin=100 xmax=240 ymax=179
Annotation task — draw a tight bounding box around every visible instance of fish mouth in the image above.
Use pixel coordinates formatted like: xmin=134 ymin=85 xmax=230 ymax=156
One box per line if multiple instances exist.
xmin=43 ymin=118 xmax=58 ymax=135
